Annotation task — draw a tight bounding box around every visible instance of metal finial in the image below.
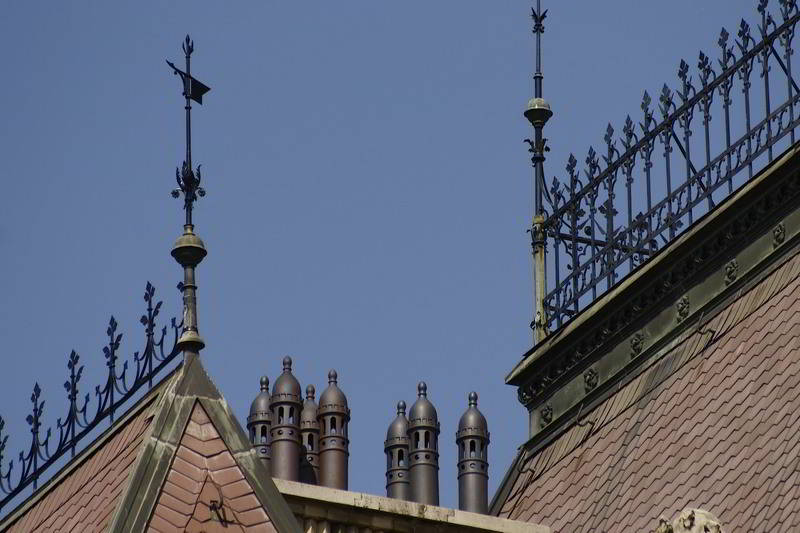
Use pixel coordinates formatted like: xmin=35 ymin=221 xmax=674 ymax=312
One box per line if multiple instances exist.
xmin=282 ymin=356 xmax=292 ymax=372
xmin=397 ymin=400 xmax=406 ymax=414
xmin=260 ymin=376 xmax=269 ymax=391
xmin=525 ymin=0 xmax=553 ymax=345
xmin=306 ymin=384 xmax=315 ymax=400
xmin=167 ymin=34 xmax=211 ymax=227
xmin=328 ymin=369 xmax=338 ymax=383
xmin=167 ymin=36 xmax=211 ymax=360
xmin=468 ymin=391 xmax=478 ymax=406
xmin=417 ymin=381 xmax=427 ymax=397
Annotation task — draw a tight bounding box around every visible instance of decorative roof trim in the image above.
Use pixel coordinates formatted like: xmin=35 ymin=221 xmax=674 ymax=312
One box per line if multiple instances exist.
xmin=508 ymin=142 xmax=800 ymax=410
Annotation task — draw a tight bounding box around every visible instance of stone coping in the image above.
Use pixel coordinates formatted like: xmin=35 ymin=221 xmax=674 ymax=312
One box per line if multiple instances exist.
xmin=274 ymin=479 xmax=548 ymax=533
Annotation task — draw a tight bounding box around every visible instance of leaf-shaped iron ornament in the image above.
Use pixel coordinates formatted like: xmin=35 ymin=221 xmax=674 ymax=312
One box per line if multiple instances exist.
xmin=0 ymin=282 xmax=184 ymax=512
xmin=534 ymin=2 xmax=800 ymax=335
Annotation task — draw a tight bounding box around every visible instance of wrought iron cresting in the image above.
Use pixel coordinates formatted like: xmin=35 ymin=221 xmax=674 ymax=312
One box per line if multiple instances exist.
xmin=537 ymin=0 xmax=800 ymax=333
xmin=0 ymin=283 xmax=183 ymax=513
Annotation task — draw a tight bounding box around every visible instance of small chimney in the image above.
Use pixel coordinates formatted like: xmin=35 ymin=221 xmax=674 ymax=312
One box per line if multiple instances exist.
xmin=384 ymin=400 xmax=410 ymax=500
xmin=300 ymin=384 xmax=320 ymax=484
xmin=247 ymin=376 xmax=272 ymax=476
xmin=407 ymin=382 xmax=440 ymax=505
xmin=317 ymin=369 xmax=350 ymax=489
xmin=270 ymin=356 xmax=302 ymax=481
xmin=456 ymin=391 xmax=490 ymax=514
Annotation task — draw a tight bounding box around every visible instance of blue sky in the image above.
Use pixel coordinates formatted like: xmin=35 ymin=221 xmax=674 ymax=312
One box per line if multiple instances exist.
xmin=0 ymin=0 xmax=759 ymax=510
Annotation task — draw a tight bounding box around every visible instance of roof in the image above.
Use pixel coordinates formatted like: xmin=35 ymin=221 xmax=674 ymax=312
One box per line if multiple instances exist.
xmin=0 ymin=356 xmax=301 ymax=533
xmin=493 ymin=230 xmax=800 ymax=530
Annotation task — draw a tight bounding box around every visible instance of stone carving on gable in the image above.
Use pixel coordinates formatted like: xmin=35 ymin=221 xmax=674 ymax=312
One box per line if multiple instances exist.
xmin=630 ymin=332 xmax=645 ymax=358
xmin=539 ymin=404 xmax=553 ymax=428
xmin=773 ymin=222 xmax=786 ymax=248
xmin=676 ymin=296 xmax=690 ymax=323
xmin=724 ymin=259 xmax=738 ymax=286
xmin=584 ymin=368 xmax=598 ymax=392
xmin=653 ymin=509 xmax=724 ymax=533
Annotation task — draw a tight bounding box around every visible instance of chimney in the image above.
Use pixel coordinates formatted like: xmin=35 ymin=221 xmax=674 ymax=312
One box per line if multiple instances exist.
xmin=317 ymin=369 xmax=350 ymax=489
xmin=384 ymin=400 xmax=410 ymax=500
xmin=246 ymin=376 xmax=272 ymax=476
xmin=299 ymin=384 xmax=320 ymax=484
xmin=407 ymin=382 xmax=440 ymax=505
xmin=456 ymin=391 xmax=490 ymax=514
xmin=270 ymin=356 xmax=302 ymax=481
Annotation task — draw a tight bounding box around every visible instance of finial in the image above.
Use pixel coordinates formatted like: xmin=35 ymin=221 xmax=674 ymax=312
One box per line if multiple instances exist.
xmin=283 ymin=356 xmax=292 ymax=372
xmin=417 ymin=381 xmax=427 ymax=397
xmin=328 ymin=369 xmax=338 ymax=384
xmin=468 ymin=391 xmax=478 ymax=406
xmin=526 ymin=0 xmax=553 ymax=345
xmin=306 ymin=384 xmax=315 ymax=400
xmin=167 ymin=36 xmax=212 ymax=359
xmin=397 ymin=400 xmax=406 ymax=414
xmin=166 ymin=34 xmax=211 ymax=227
xmin=260 ymin=376 xmax=269 ymax=391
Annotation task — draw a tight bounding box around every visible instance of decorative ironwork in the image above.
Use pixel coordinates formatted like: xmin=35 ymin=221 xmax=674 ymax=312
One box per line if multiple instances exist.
xmin=0 ymin=282 xmax=182 ymax=513
xmin=536 ymin=1 xmax=800 ymax=333
xmin=167 ymin=36 xmax=210 ymax=226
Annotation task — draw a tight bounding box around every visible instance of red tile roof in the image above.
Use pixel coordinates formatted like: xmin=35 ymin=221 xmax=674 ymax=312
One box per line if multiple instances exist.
xmin=497 ymin=249 xmax=800 ymax=531
xmin=147 ymin=401 xmax=277 ymax=532
xmin=4 ymin=396 xmax=153 ymax=532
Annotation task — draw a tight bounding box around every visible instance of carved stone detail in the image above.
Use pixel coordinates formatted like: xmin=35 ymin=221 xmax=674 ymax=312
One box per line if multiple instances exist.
xmin=630 ymin=332 xmax=645 ymax=358
xmin=773 ymin=222 xmax=786 ymax=248
xmin=723 ymin=259 xmax=738 ymax=286
xmin=654 ymin=509 xmax=723 ymax=533
xmin=584 ymin=368 xmax=598 ymax=393
xmin=539 ymin=404 xmax=553 ymax=428
xmin=676 ymin=296 xmax=690 ymax=323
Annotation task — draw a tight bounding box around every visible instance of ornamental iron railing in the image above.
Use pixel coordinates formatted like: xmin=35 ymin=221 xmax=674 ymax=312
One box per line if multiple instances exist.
xmin=539 ymin=0 xmax=800 ymax=332
xmin=0 ymin=282 xmax=183 ymax=513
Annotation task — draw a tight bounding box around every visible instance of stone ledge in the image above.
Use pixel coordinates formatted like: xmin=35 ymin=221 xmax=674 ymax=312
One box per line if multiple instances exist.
xmin=274 ymin=479 xmax=548 ymax=533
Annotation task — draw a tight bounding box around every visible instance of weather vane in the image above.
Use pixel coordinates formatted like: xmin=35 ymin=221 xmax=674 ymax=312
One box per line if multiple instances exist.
xmin=167 ymin=35 xmax=211 ymax=226
xmin=166 ymin=35 xmax=211 ymax=362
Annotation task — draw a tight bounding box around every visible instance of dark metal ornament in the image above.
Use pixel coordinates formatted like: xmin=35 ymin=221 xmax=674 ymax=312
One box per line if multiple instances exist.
xmin=407 ymin=382 xmax=440 ymax=506
xmin=299 ymin=385 xmax=320 ymax=485
xmin=270 ymin=357 xmax=302 ymax=482
xmin=533 ymin=2 xmax=800 ymax=335
xmin=166 ymin=35 xmax=211 ymax=361
xmin=317 ymin=370 xmax=350 ymax=490
xmin=247 ymin=376 xmax=273 ymax=476
xmin=456 ymin=392 xmax=490 ymax=514
xmin=385 ymin=401 xmax=410 ymax=500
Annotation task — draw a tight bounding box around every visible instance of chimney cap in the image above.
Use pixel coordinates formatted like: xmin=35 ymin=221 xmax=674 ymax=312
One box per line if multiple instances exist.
xmin=247 ymin=376 xmax=271 ymax=424
xmin=385 ymin=401 xmax=409 ymax=443
xmin=408 ymin=381 xmax=438 ymax=427
xmin=271 ymin=356 xmax=301 ymax=400
xmin=457 ymin=391 xmax=489 ymax=438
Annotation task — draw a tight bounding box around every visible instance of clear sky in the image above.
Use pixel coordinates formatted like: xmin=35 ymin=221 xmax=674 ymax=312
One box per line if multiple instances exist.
xmin=0 ymin=0 xmax=758 ymax=511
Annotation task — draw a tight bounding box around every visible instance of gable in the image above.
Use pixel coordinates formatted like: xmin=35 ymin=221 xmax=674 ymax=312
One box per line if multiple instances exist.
xmin=148 ymin=401 xmax=277 ymax=532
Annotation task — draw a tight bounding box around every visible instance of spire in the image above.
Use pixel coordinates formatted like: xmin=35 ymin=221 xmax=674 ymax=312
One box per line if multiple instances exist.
xmin=524 ymin=1 xmax=553 ymax=344
xmin=166 ymin=36 xmax=212 ymax=361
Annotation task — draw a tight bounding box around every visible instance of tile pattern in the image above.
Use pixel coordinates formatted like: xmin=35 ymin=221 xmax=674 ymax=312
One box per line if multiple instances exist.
xmin=6 ymin=402 xmax=153 ymax=532
xmin=147 ymin=402 xmax=277 ymax=533
xmin=498 ymin=250 xmax=800 ymax=532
